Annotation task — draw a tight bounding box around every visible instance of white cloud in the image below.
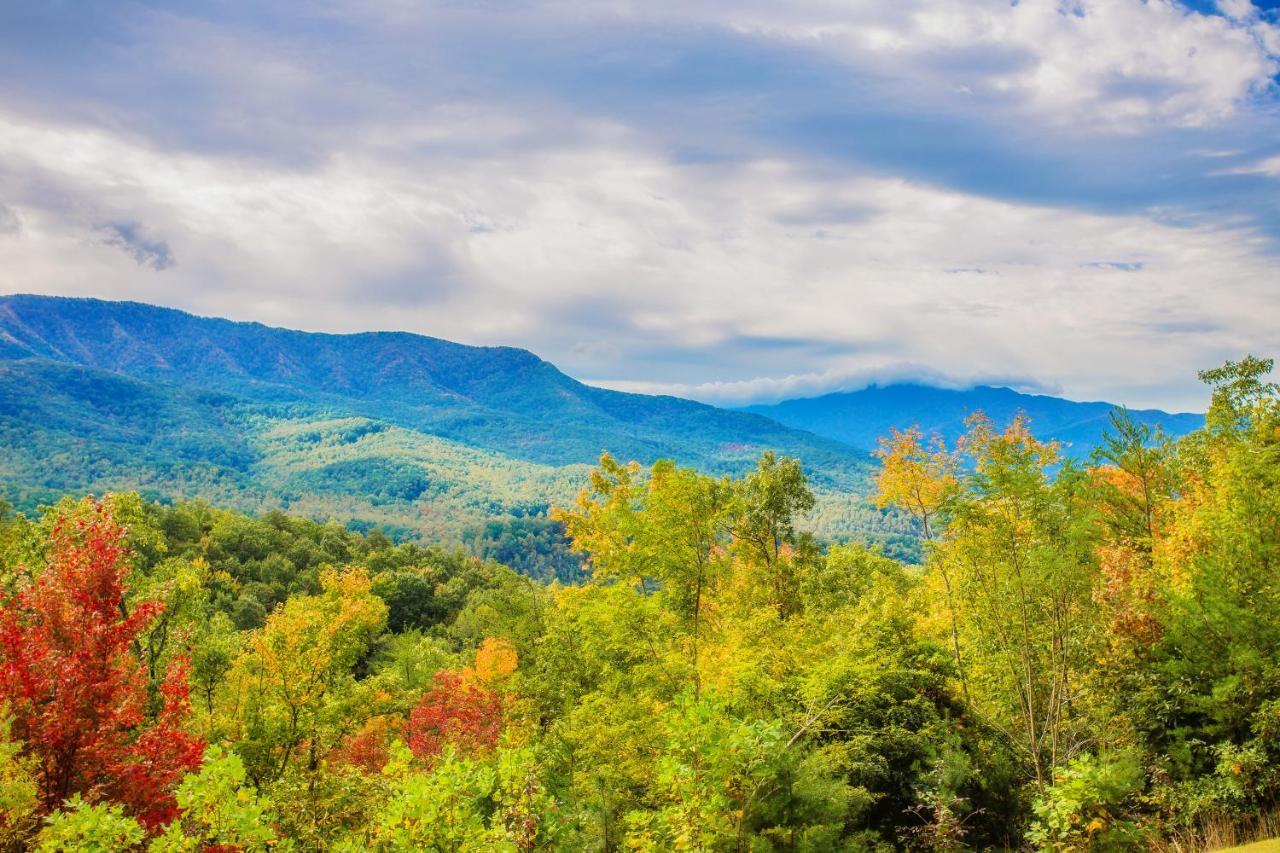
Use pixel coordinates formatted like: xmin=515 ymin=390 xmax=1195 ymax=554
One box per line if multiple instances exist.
xmin=0 ymin=0 xmax=1277 ymax=414
xmin=1215 ymin=154 xmax=1280 ymax=176
xmin=592 ymin=365 xmax=1060 ymax=407
xmin=515 ymin=0 xmax=1280 ymax=131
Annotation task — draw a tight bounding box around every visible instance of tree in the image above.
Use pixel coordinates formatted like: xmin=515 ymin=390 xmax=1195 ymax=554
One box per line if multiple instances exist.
xmin=631 ymin=694 xmax=850 ymax=851
xmin=1128 ymin=356 xmax=1280 ymax=826
xmin=934 ymin=415 xmax=1099 ymax=791
xmin=355 ymin=742 xmax=495 ymax=851
xmin=0 ymin=502 xmax=204 ymax=828
xmin=406 ymin=670 xmax=503 ymax=762
xmin=642 ymin=461 xmax=735 ymax=695
xmin=370 ymin=568 xmax=446 ymax=634
xmin=733 ymin=452 xmax=816 ymax=618
xmin=555 ymin=455 xmax=734 ymax=696
xmin=331 ymin=714 xmax=401 ymax=775
xmin=0 ymin=711 xmax=37 ymax=848
xmin=874 ymin=427 xmax=969 ymax=697
xmin=1198 ymin=354 xmax=1278 ymax=434
xmin=148 ymin=746 xmax=280 ymax=851
xmin=1026 ymin=751 xmax=1145 ymax=851
xmin=189 ymin=612 xmax=239 ymax=716
xmin=129 ymin=556 xmax=210 ymax=713
xmin=1089 ymin=412 xmax=1176 ymax=650
xmin=223 ymin=567 xmax=387 ymax=783
xmin=874 ymin=427 xmax=959 ymax=544
xmin=552 ymin=453 xmax=646 ymax=585
xmin=472 ymin=637 xmax=519 ymax=687
xmin=34 ymin=795 xmax=144 ymax=853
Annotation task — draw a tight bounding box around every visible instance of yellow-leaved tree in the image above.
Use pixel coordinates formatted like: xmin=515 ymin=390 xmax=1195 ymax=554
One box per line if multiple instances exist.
xmin=874 ymin=427 xmax=967 ymax=697
xmin=222 ymin=567 xmax=387 ymax=783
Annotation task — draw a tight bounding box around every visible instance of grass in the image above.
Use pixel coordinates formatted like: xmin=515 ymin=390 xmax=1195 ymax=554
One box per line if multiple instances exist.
xmin=1215 ymin=842 xmax=1280 ymax=853
xmin=1150 ymin=810 xmax=1280 ymax=853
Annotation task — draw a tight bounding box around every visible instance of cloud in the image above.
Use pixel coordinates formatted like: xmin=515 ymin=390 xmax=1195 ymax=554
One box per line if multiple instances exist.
xmin=96 ymin=221 xmax=175 ymax=271
xmin=0 ymin=0 xmax=1275 ymax=414
xmin=571 ymin=339 xmax=623 ymax=360
xmin=1216 ymin=154 xmax=1280 ymax=175
xmin=511 ymin=0 xmax=1280 ymax=131
xmin=0 ymin=203 xmax=19 ymax=235
xmin=592 ymin=365 xmax=1062 ymax=407
xmin=0 ymin=104 xmax=1275 ymax=411
xmin=1083 ymin=261 xmax=1145 ymax=271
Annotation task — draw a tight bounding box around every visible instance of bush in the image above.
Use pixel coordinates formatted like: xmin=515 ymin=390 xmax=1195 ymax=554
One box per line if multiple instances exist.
xmin=34 ymin=796 xmax=144 ymax=853
xmin=1028 ymin=751 xmax=1146 ymax=851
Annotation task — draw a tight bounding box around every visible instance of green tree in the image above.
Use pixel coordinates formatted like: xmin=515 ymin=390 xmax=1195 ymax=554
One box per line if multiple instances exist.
xmin=1027 ymin=751 xmax=1145 ymax=851
xmin=148 ymin=747 xmax=281 ymax=851
xmin=732 ymin=452 xmax=817 ymax=618
xmin=355 ymin=742 xmax=496 ymax=851
xmin=555 ymin=455 xmax=734 ymax=695
xmin=1131 ymin=357 xmax=1280 ymax=827
xmin=0 ymin=712 xmax=38 ymax=849
xmin=190 ymin=612 xmax=240 ymax=717
xmin=935 ymin=415 xmax=1100 ymax=791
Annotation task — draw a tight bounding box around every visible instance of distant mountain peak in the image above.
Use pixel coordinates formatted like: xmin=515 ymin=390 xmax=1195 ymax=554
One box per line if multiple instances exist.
xmin=742 ymin=382 xmax=1203 ymax=459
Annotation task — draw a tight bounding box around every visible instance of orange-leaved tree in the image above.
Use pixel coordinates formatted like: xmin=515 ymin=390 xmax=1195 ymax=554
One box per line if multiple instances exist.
xmin=404 ymin=638 xmax=516 ymax=762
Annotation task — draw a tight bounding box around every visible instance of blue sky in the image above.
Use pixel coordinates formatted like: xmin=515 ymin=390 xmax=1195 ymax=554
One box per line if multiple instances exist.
xmin=1 ymin=0 xmax=1278 ymax=410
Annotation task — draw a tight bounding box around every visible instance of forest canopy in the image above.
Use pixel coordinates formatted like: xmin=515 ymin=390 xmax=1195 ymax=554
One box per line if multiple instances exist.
xmin=0 ymin=357 xmax=1277 ymax=850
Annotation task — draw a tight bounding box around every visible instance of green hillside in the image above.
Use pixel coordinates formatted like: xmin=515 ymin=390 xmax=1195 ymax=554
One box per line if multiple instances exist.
xmin=0 ymin=296 xmax=913 ymax=563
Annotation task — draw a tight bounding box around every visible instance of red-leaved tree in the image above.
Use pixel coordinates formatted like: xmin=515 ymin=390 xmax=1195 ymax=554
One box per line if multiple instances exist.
xmin=0 ymin=503 xmax=204 ymax=829
xmin=405 ymin=670 xmax=503 ymax=761
xmin=331 ymin=714 xmax=399 ymax=774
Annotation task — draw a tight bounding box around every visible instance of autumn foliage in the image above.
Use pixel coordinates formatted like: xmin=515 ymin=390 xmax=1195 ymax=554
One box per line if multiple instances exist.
xmin=404 ymin=641 xmax=515 ymax=762
xmin=1090 ymin=465 xmax=1164 ymax=646
xmin=472 ymin=636 xmax=519 ymax=686
xmin=874 ymin=425 xmax=959 ymax=541
xmin=0 ymin=503 xmax=204 ymax=828
xmin=0 ymin=356 xmax=1276 ymax=849
xmin=331 ymin=714 xmax=400 ymax=774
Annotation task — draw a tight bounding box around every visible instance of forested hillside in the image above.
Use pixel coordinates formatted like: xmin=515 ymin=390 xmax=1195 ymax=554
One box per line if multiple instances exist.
xmin=0 ymin=295 xmax=916 ymax=562
xmin=0 ymin=294 xmax=870 ymax=474
xmin=0 ymin=356 xmax=1277 ymax=850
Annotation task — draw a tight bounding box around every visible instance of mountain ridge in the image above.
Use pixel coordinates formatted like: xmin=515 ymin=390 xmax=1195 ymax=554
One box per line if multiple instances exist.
xmin=0 ymin=295 xmax=916 ymax=560
xmin=742 ymin=382 xmax=1204 ymax=460
xmin=0 ymin=294 xmax=868 ymax=476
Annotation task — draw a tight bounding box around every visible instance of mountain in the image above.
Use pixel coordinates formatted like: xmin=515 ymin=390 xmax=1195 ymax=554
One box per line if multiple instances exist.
xmin=0 ymin=295 xmax=912 ymax=563
xmin=742 ymin=383 xmax=1204 ymax=460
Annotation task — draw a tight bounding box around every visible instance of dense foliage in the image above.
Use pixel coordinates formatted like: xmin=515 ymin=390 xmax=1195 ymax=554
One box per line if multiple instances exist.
xmin=0 ymin=356 xmax=1276 ymax=850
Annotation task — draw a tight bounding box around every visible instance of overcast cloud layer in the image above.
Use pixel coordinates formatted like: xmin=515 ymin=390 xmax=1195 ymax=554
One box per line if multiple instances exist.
xmin=1 ymin=0 xmax=1278 ymax=410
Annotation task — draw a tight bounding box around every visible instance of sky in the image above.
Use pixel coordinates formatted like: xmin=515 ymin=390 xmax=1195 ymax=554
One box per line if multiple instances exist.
xmin=1 ymin=1 xmax=1278 ymax=412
